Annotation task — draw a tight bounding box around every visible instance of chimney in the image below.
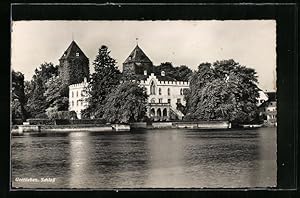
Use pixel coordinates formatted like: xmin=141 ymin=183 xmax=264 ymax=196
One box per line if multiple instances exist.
xmin=161 ymin=71 xmax=165 ymax=76
xmin=144 ymin=70 xmax=147 ymax=75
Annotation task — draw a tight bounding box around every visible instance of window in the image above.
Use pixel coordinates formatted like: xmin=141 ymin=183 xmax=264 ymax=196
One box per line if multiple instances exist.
xmin=177 ymin=98 xmax=181 ymax=104
xmin=77 ymin=100 xmax=79 ymax=106
xmin=159 ymin=98 xmax=163 ymax=103
xmin=150 ymin=98 xmax=156 ymax=103
xmin=72 ymin=91 xmax=74 ymax=98
xmin=76 ymin=52 xmax=79 ymax=56
xmin=168 ymin=99 xmax=171 ymax=104
xmin=150 ymin=81 xmax=156 ymax=95
xmin=159 ymin=88 xmax=162 ymax=95
xmin=167 ymin=88 xmax=170 ymax=96
xmin=76 ymin=91 xmax=78 ymax=97
xmin=180 ymin=88 xmax=183 ymax=95
xmin=72 ymin=101 xmax=74 ymax=107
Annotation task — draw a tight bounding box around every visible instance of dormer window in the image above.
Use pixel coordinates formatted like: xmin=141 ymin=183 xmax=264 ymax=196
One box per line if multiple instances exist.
xmin=76 ymin=52 xmax=79 ymax=56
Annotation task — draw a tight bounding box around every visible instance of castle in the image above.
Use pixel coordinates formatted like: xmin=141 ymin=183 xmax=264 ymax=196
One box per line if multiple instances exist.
xmin=62 ymin=41 xmax=189 ymax=120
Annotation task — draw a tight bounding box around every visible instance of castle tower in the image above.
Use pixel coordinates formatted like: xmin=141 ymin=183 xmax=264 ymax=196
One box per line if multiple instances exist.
xmin=59 ymin=40 xmax=90 ymax=85
xmin=123 ymin=44 xmax=153 ymax=76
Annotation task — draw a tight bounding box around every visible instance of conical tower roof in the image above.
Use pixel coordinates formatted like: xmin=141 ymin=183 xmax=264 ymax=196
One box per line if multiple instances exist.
xmin=124 ymin=45 xmax=152 ymax=64
xmin=60 ymin=40 xmax=88 ymax=60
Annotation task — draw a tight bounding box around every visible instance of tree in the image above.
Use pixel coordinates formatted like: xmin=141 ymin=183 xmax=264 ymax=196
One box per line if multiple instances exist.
xmin=185 ymin=62 xmax=215 ymax=116
xmin=154 ymin=62 xmax=193 ymax=81
xmin=102 ymin=81 xmax=148 ymax=123
xmin=82 ymin=45 xmax=121 ymax=118
xmin=176 ymin=65 xmax=193 ymax=81
xmin=185 ymin=59 xmax=259 ymax=123
xmin=44 ymin=75 xmax=69 ymax=111
xmin=11 ymin=70 xmax=27 ymax=121
xmin=25 ymin=62 xmax=58 ymax=118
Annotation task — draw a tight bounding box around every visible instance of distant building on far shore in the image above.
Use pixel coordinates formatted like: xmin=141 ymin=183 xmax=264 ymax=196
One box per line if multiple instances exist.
xmin=258 ymin=91 xmax=277 ymax=126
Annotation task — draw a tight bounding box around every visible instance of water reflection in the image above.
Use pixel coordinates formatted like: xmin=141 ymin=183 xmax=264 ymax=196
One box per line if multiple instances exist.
xmin=145 ymin=129 xmax=186 ymax=187
xmin=11 ymin=128 xmax=277 ymax=189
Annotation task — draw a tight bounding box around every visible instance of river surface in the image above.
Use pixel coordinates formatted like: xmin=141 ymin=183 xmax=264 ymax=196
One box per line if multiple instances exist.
xmin=11 ymin=127 xmax=276 ymax=189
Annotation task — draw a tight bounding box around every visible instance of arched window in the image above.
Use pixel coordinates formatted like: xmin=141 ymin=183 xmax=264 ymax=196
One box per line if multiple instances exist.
xmin=72 ymin=101 xmax=74 ymax=107
xmin=72 ymin=91 xmax=74 ymax=98
xmin=159 ymin=88 xmax=162 ymax=95
xmin=150 ymin=108 xmax=155 ymax=117
xmin=167 ymin=88 xmax=170 ymax=96
xmin=150 ymin=81 xmax=156 ymax=95
xmin=180 ymin=88 xmax=183 ymax=95
xmin=163 ymin=108 xmax=168 ymax=117
xmin=76 ymin=91 xmax=78 ymax=97
xmin=150 ymin=98 xmax=156 ymax=103
xmin=157 ymin=108 xmax=162 ymax=117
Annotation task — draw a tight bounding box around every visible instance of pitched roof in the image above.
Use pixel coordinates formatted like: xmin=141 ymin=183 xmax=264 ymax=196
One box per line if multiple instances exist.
xmin=60 ymin=40 xmax=88 ymax=60
xmin=124 ymin=45 xmax=152 ymax=64
xmin=266 ymin=92 xmax=276 ymax=101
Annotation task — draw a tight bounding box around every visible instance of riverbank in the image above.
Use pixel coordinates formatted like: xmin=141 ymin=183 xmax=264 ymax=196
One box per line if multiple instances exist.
xmin=11 ymin=120 xmax=232 ymax=135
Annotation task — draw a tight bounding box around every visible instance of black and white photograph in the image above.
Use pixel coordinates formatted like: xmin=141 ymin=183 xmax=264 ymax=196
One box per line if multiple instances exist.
xmin=11 ymin=20 xmax=277 ymax=189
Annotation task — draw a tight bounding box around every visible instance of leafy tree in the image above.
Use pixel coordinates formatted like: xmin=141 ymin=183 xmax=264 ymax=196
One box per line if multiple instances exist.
xmin=25 ymin=62 xmax=58 ymax=118
xmin=185 ymin=59 xmax=259 ymax=123
xmin=82 ymin=45 xmax=121 ymax=118
xmin=154 ymin=62 xmax=193 ymax=81
xmin=44 ymin=75 xmax=69 ymax=111
xmin=102 ymin=81 xmax=148 ymax=123
xmin=176 ymin=65 xmax=193 ymax=81
xmin=185 ymin=62 xmax=215 ymax=115
xmin=11 ymin=70 xmax=26 ymax=121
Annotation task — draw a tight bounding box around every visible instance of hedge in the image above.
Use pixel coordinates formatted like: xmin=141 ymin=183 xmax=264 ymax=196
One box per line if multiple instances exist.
xmin=26 ymin=118 xmax=106 ymax=125
xmin=27 ymin=119 xmax=55 ymax=125
xmin=12 ymin=119 xmax=23 ymax=125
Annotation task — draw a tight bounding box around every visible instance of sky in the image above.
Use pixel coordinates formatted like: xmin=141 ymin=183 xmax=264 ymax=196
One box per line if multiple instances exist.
xmin=11 ymin=20 xmax=276 ymax=91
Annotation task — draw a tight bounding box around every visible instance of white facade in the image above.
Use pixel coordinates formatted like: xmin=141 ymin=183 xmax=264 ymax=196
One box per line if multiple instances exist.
xmin=140 ymin=73 xmax=189 ymax=109
xmin=69 ymin=78 xmax=89 ymax=119
xmin=68 ymin=73 xmax=189 ymax=120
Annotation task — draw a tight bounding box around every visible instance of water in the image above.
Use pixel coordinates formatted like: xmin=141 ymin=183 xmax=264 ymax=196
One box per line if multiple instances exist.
xmin=11 ymin=127 xmax=276 ymax=189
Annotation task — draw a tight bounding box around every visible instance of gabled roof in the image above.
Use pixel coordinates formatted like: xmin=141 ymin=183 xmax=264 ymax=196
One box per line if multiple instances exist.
xmin=60 ymin=40 xmax=88 ymax=60
xmin=266 ymin=92 xmax=276 ymax=101
xmin=124 ymin=45 xmax=152 ymax=64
